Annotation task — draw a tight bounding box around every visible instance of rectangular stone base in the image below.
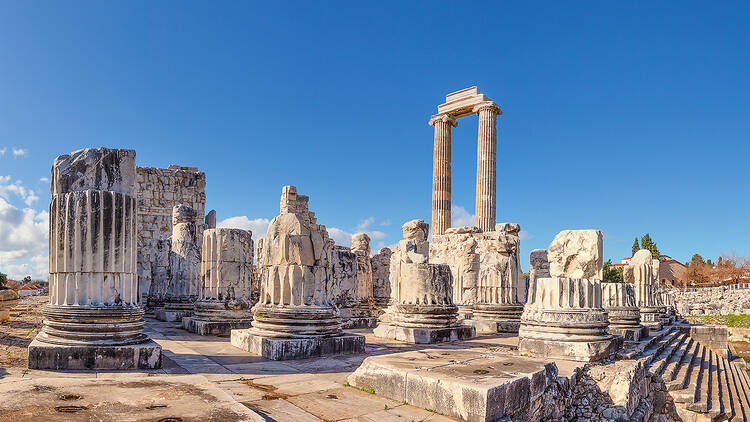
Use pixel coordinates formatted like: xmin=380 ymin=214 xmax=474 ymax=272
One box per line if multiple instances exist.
xmin=230 ymin=329 xmax=365 ymax=361
xmin=182 ymin=317 xmax=253 ymax=336
xmin=466 ymin=319 xmax=520 ymax=334
xmin=347 ymin=348 xmax=558 ymax=422
xmin=154 ymin=307 xmax=193 ymax=322
xmin=518 ymin=336 xmax=623 ymax=362
xmin=609 ymin=326 xmax=649 ymax=342
xmin=28 ymin=337 xmax=162 ymax=370
xmin=341 ymin=316 xmax=378 ymax=329
xmin=373 ymin=323 xmax=475 ymax=344
xmin=643 ymin=321 xmax=663 ymax=332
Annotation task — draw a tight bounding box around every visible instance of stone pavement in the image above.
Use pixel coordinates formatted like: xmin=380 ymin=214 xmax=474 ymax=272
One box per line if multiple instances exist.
xmin=0 ymin=317 xmax=549 ymax=421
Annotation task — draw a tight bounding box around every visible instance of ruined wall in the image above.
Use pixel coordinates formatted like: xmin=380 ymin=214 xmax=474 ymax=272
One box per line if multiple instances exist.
xmin=669 ymin=285 xmax=750 ymax=316
xmin=136 ymin=165 xmax=206 ymax=300
xmin=371 ymin=247 xmax=393 ymax=308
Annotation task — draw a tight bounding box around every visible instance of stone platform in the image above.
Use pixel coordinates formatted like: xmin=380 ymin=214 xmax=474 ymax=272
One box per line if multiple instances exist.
xmin=347 ymin=347 xmax=561 ymax=422
xmin=373 ymin=323 xmax=475 ymax=344
xmin=231 ymin=330 xmax=366 ymax=361
xmin=518 ymin=336 xmax=623 ymax=362
xmin=609 ymin=325 xmax=649 ymax=342
xmin=182 ymin=316 xmax=253 ymax=336
xmin=154 ymin=307 xmax=193 ymax=323
xmin=27 ymin=338 xmax=162 ymax=370
xmin=465 ymin=319 xmax=520 ymax=334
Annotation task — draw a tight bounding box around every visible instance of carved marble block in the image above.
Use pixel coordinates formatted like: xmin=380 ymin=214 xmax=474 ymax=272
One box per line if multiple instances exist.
xmin=29 ymin=147 xmax=161 ymax=370
xmin=230 ymin=186 xmax=364 ymax=360
xmin=0 ymin=289 xmax=19 ymax=323
xmin=519 ymin=230 xmax=620 ymax=362
xmin=373 ymin=220 xmax=474 ymax=343
xmin=183 ymin=228 xmax=255 ymax=336
xmin=629 ymin=249 xmax=664 ymax=329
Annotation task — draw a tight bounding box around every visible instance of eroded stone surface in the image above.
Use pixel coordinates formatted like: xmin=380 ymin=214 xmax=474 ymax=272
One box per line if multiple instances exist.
xmin=547 ymin=229 xmax=603 ymax=280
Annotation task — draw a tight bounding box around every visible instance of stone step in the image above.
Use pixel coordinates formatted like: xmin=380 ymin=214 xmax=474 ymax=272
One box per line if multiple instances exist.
xmin=646 ymin=332 xmax=688 ymax=376
xmin=673 ymin=344 xmax=705 ymax=403
xmin=707 ymin=350 xmax=722 ymax=420
xmin=668 ymin=339 xmax=701 ymax=391
xmin=717 ymin=353 xmax=736 ymax=421
xmin=731 ymin=360 xmax=750 ymax=422
xmin=619 ymin=325 xmax=677 ymax=360
xmin=686 ymin=347 xmax=711 ymax=414
xmin=665 ymin=337 xmax=696 ymax=384
xmin=727 ymin=358 xmax=750 ymax=422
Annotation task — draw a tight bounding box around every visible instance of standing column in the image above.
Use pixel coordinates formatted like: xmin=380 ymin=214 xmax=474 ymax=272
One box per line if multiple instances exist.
xmin=429 ymin=113 xmax=457 ymax=236
xmin=473 ymin=102 xmax=501 ymax=232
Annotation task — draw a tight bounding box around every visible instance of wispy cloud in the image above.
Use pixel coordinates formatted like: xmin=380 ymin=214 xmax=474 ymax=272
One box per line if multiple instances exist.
xmin=0 ymin=148 xmax=6 ymax=156
xmin=0 ymin=176 xmax=38 ymax=205
xmin=0 ymin=197 xmax=49 ymax=279
xmin=12 ymin=148 xmax=27 ymax=157
xmin=217 ymin=216 xmax=270 ymax=239
xmin=356 ymin=216 xmax=375 ymax=231
xmin=519 ymin=230 xmax=533 ymax=241
xmin=379 ymin=219 xmax=392 ymax=227
xmin=451 ymin=205 xmax=475 ymax=227
xmin=39 ymin=177 xmax=49 ymax=183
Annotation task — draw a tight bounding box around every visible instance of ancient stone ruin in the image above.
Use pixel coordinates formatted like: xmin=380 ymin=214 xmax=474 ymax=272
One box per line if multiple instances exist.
xmin=601 ymin=281 xmax=647 ymax=342
xmin=0 ymin=289 xmax=19 ymax=323
xmin=183 ymin=228 xmax=255 ymax=336
xmin=628 ymin=249 xmax=664 ymax=330
xmin=374 ymin=220 xmax=474 ymax=343
xmin=430 ymin=87 xmax=501 ymax=235
xmin=28 ymin=147 xmax=162 ymax=370
xmin=519 ymin=230 xmax=621 ymax=361
xmin=154 ymin=204 xmax=201 ymax=322
xmin=230 ymin=186 xmax=365 ymax=360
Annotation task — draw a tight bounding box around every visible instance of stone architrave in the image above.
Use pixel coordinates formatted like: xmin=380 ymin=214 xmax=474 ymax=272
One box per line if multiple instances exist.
xmin=230 ymin=186 xmax=364 ymax=360
xmin=429 ymin=87 xmax=502 ymax=235
xmin=371 ymin=247 xmax=393 ymax=310
xmin=431 ymin=223 xmax=525 ymax=333
xmin=183 ymin=228 xmax=254 ymax=336
xmin=373 ymin=220 xmax=475 ymax=344
xmin=155 ymin=204 xmax=201 ymax=322
xmin=28 ymin=147 xmax=161 ymax=370
xmin=601 ymin=282 xmax=647 ymax=342
xmin=519 ymin=229 xmax=621 ymax=362
xmin=0 ymin=289 xmax=19 ymax=323
xmin=629 ymin=250 xmax=663 ymax=330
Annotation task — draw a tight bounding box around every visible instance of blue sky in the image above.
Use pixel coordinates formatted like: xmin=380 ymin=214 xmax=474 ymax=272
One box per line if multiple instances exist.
xmin=1 ymin=2 xmax=749 ymax=279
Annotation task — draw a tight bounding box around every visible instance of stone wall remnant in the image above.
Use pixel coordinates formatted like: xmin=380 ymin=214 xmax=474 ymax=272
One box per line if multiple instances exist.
xmin=136 ymin=165 xmax=206 ymax=303
xmin=371 ymin=247 xmax=393 ymax=309
xmin=601 ymin=282 xmax=647 ymax=342
xmin=29 ymin=147 xmax=161 ymax=370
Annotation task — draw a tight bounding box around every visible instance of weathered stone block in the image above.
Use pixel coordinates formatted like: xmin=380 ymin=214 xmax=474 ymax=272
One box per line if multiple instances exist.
xmin=373 ymin=324 xmax=475 ymax=344
xmin=230 ymin=330 xmax=364 ymax=361
xmin=28 ymin=338 xmax=162 ymax=370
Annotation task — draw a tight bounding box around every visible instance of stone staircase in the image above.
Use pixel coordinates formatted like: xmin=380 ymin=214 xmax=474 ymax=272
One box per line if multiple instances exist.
xmin=638 ymin=326 xmax=750 ymax=421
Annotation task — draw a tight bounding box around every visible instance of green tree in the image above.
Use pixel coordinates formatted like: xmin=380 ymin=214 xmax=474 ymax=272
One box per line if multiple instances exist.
xmin=631 ymin=238 xmax=640 ymax=256
xmin=691 ymin=254 xmax=705 ymax=266
xmin=22 ymin=276 xmax=31 ymax=284
xmin=640 ymin=233 xmax=660 ymax=259
xmin=602 ymin=259 xmax=624 ymax=283
xmin=0 ymin=272 xmax=6 ymax=290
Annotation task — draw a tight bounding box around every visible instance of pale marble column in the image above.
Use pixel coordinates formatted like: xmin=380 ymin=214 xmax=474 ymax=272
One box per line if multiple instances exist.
xmin=42 ymin=148 xmax=145 ymax=345
xmin=429 ymin=114 xmax=457 ymax=236
xmin=473 ymin=102 xmax=501 ymax=232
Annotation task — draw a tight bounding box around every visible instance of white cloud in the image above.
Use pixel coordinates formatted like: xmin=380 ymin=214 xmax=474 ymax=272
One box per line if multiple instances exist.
xmin=24 ymin=190 xmax=39 ymax=206
xmin=12 ymin=148 xmax=27 ymax=157
xmin=217 ymin=216 xmax=271 ymax=239
xmin=39 ymin=177 xmax=49 ymax=183
xmin=356 ymin=216 xmax=375 ymax=231
xmin=379 ymin=219 xmax=392 ymax=227
xmin=0 ymin=148 xmax=6 ymax=156
xmin=519 ymin=230 xmax=533 ymax=241
xmin=451 ymin=205 xmax=475 ymax=227
xmin=0 ymin=176 xmax=39 ymax=206
xmin=327 ymin=227 xmax=353 ymax=247
xmin=0 ymin=197 xmax=49 ymax=279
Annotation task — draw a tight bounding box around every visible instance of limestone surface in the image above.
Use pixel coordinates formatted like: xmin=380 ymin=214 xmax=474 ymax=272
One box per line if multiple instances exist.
xmin=547 ymin=229 xmax=603 ymax=280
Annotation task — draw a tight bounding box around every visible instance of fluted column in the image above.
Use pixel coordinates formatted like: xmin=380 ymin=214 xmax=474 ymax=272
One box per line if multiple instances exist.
xmin=473 ymin=102 xmax=501 ymax=232
xmin=429 ymin=114 xmax=457 ymax=236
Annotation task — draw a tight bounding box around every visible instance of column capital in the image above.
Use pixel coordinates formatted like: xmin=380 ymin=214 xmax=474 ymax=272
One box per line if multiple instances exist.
xmin=472 ymin=101 xmax=502 ymax=116
xmin=428 ymin=113 xmax=458 ymax=127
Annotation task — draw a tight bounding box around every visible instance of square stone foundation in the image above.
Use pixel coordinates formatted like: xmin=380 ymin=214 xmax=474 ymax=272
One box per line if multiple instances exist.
xmin=230 ymin=330 xmax=365 ymax=361
xmin=465 ymin=319 xmax=520 ymax=334
xmin=154 ymin=307 xmax=193 ymax=322
xmin=341 ymin=316 xmax=378 ymax=329
xmin=347 ymin=348 xmax=559 ymax=422
xmin=518 ymin=336 xmax=623 ymax=362
xmin=608 ymin=326 xmax=649 ymax=342
xmin=28 ymin=338 xmax=162 ymax=370
xmin=182 ymin=317 xmax=253 ymax=336
xmin=373 ymin=324 xmax=475 ymax=344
